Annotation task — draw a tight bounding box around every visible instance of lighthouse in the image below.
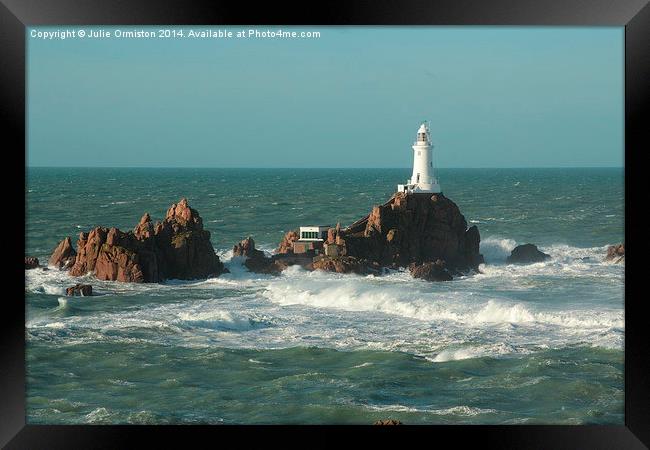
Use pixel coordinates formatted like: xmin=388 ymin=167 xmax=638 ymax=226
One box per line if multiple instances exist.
xmin=397 ymin=122 xmax=441 ymax=194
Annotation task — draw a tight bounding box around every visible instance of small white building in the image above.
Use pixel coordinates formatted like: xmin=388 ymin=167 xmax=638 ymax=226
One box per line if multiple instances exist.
xmin=298 ymin=226 xmax=330 ymax=241
xmin=293 ymin=225 xmax=331 ymax=255
xmin=397 ymin=122 xmax=441 ymax=194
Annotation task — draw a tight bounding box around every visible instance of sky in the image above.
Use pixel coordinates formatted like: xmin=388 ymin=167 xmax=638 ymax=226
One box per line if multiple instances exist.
xmin=27 ymin=26 xmax=624 ymax=168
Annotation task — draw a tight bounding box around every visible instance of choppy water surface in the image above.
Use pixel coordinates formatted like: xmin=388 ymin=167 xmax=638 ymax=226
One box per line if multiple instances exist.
xmin=26 ymin=168 xmax=624 ymax=424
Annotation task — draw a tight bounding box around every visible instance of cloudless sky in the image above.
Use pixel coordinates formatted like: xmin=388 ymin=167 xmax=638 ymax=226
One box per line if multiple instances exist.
xmin=27 ymin=26 xmax=624 ymax=168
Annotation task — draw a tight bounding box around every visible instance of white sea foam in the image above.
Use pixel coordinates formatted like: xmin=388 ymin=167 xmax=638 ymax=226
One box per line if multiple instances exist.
xmin=25 ymin=239 xmax=625 ymax=359
xmin=430 ymin=347 xmax=486 ymax=362
xmin=364 ymin=404 xmax=423 ymax=413
xmin=108 ymin=378 xmax=136 ymax=387
xmin=431 ymin=406 xmax=499 ymax=416
xmin=480 ymin=237 xmax=517 ymax=262
xmin=84 ymin=407 xmax=112 ymax=423
xmin=262 ymin=275 xmax=464 ymax=323
xmin=263 ymin=269 xmax=622 ymax=329
xmin=351 ymin=362 xmax=374 ymax=368
xmin=478 ymin=238 xmax=617 ymax=270
xmin=428 ymin=342 xmax=524 ymax=362
xmin=472 ymin=301 xmax=535 ymax=324
xmin=364 ymin=404 xmax=498 ymax=416
xmin=176 ymin=310 xmax=256 ymax=331
xmin=38 ymin=321 xmax=66 ymax=329
xmin=25 ymin=267 xmax=93 ymax=295
xmin=248 ymin=358 xmax=271 ymax=365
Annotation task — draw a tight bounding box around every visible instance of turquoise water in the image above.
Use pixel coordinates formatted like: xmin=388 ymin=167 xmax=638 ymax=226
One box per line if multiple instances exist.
xmin=25 ymin=168 xmax=624 ymax=424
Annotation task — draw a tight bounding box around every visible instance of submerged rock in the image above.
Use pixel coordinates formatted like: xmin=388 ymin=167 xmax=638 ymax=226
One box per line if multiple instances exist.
xmin=49 ymin=237 xmax=77 ymax=269
xmin=506 ymin=244 xmax=551 ymax=264
xmin=25 ymin=257 xmax=40 ymax=270
xmin=244 ymin=256 xmax=289 ymax=275
xmin=58 ymin=198 xmax=225 ymax=283
xmin=65 ymin=284 xmax=92 ymax=296
xmin=409 ymin=260 xmax=453 ymax=282
xmin=605 ymin=244 xmax=624 ymax=263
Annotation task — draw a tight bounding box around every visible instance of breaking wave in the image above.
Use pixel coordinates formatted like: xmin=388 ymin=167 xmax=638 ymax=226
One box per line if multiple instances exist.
xmin=480 ymin=237 xmax=517 ymax=262
xmin=25 ymin=238 xmax=624 ymax=360
xmin=175 ymin=309 xmax=268 ymax=331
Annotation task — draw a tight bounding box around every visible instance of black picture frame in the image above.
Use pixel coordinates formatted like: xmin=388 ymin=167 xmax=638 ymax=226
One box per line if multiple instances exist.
xmin=3 ymin=0 xmax=647 ymax=447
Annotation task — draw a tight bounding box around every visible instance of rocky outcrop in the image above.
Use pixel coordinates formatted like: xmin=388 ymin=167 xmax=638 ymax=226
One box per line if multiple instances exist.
xmin=322 ymin=192 xmax=483 ymax=275
xmin=233 ymin=237 xmax=265 ymax=259
xmin=49 ymin=237 xmax=77 ymax=269
xmin=409 ymin=260 xmax=453 ymax=282
xmin=61 ymin=198 xmax=225 ymax=283
xmin=65 ymin=284 xmax=93 ymax=296
xmin=276 ymin=230 xmax=300 ymax=254
xmin=506 ymin=244 xmax=551 ymax=264
xmin=271 ymin=192 xmax=483 ymax=280
xmin=152 ymin=199 xmax=225 ymax=280
xmin=231 ymin=237 xmax=287 ymax=275
xmin=374 ymin=419 xmax=402 ymax=425
xmin=70 ymin=228 xmax=109 ymax=278
xmin=605 ymin=244 xmax=624 ymax=263
xmin=312 ymin=256 xmax=381 ymax=275
xmin=25 ymin=257 xmax=40 ymax=270
xmin=93 ymin=228 xmax=146 ymax=282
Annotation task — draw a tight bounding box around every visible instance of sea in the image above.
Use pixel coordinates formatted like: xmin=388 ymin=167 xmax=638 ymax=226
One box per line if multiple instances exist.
xmin=25 ymin=167 xmax=625 ymax=424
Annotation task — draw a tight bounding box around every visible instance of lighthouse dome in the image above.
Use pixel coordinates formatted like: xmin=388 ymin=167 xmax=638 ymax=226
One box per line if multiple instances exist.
xmin=416 ymin=123 xmax=429 ymax=143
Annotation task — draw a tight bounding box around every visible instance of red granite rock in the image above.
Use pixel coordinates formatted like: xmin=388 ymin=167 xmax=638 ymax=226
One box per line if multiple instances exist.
xmin=70 ymin=228 xmax=108 ymax=277
xmin=233 ymin=237 xmax=265 ymax=259
xmin=49 ymin=236 xmax=77 ymax=269
xmin=276 ymin=229 xmax=300 ymax=254
xmin=61 ymin=198 xmax=224 ymax=283
xmin=323 ymin=192 xmax=484 ymax=275
xmin=65 ymin=284 xmax=93 ymax=296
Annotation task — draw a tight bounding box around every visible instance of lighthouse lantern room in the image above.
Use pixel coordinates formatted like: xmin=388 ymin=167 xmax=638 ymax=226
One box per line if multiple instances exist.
xmin=397 ymin=122 xmax=441 ymax=194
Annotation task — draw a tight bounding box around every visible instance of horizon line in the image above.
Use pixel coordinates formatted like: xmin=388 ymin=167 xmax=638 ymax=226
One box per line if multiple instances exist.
xmin=26 ymin=165 xmax=625 ymax=170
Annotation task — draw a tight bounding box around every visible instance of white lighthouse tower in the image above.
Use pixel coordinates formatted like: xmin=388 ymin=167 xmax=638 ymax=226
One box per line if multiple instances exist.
xmin=397 ymin=122 xmax=441 ymax=194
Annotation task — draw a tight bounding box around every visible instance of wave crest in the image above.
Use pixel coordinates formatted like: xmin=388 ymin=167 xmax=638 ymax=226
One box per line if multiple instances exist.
xmin=176 ymin=310 xmax=260 ymax=331
xmin=480 ymin=237 xmax=517 ymax=262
